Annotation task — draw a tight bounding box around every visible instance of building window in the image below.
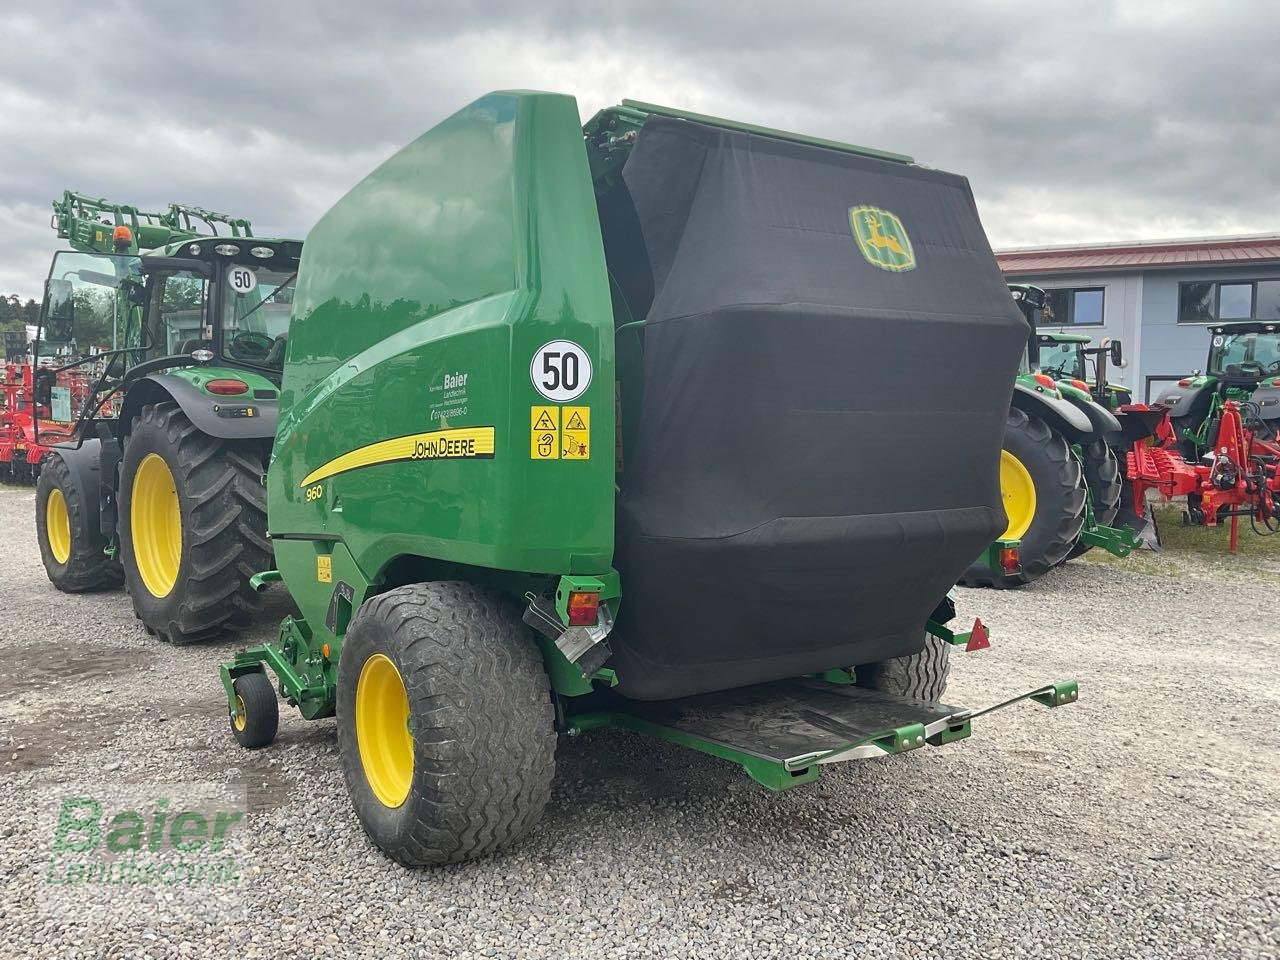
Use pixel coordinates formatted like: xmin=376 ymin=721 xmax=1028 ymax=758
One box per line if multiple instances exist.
xmin=1178 ymin=279 xmax=1280 ymax=323
xmin=1043 ymin=287 xmax=1105 ymax=326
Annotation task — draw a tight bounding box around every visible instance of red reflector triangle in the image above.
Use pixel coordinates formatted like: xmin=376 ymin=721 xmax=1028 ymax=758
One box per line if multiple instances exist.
xmin=965 ymin=618 xmax=990 ymax=652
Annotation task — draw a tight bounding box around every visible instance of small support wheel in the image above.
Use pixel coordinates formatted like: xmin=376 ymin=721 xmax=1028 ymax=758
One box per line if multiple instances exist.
xmin=230 ymin=672 xmax=279 ymax=748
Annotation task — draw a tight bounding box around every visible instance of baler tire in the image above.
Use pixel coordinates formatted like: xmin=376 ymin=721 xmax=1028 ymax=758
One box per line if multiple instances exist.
xmin=337 ymin=581 xmax=557 ymax=867
xmin=230 ymin=672 xmax=279 ymax=749
xmin=857 ymin=632 xmax=951 ymax=703
xmin=118 ymin=401 xmax=271 ymax=644
xmin=960 ymin=408 xmax=1085 ymax=588
xmin=35 ymin=455 xmax=123 ymax=592
xmin=1064 ymin=439 xmax=1123 ymax=560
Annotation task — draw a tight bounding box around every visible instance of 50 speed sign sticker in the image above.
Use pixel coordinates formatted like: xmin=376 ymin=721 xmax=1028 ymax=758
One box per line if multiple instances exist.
xmin=530 ymin=340 xmax=592 ymax=403
xmin=227 ymin=265 xmax=258 ymax=294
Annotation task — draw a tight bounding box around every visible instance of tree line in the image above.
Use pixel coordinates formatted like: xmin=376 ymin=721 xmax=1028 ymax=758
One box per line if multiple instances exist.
xmin=0 ymin=294 xmax=40 ymax=333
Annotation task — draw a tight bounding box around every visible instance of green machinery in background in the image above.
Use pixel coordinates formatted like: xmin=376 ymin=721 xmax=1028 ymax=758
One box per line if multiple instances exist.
xmin=213 ymin=91 xmax=1078 ymax=868
xmin=962 ymin=284 xmax=1142 ymax=588
xmin=1150 ymin=320 xmax=1280 ymax=459
xmin=32 ymin=190 xmax=302 ymax=639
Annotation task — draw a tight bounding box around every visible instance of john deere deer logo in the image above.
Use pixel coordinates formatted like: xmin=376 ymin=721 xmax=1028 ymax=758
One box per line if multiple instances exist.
xmin=849 ymin=206 xmax=915 ymax=272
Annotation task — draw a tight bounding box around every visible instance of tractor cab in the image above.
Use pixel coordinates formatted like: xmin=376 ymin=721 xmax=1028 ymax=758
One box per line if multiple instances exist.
xmin=1205 ymin=322 xmax=1280 ymax=387
xmin=1035 ymin=331 xmax=1130 ymax=410
xmin=1036 ymin=332 xmax=1090 ymax=383
xmin=34 ymin=239 xmax=300 ymax=443
xmin=1152 ymin=321 xmax=1280 ymax=456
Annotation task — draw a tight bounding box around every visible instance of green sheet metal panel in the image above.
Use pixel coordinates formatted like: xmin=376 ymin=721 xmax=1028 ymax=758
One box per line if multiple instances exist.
xmin=269 ymin=91 xmax=615 ymax=621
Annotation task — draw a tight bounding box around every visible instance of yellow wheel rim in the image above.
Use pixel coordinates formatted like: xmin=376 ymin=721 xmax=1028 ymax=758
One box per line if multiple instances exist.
xmin=46 ymin=488 xmax=71 ymax=565
xmin=131 ymin=453 xmax=182 ymax=598
xmin=1000 ymin=449 xmax=1037 ymax=540
xmin=233 ymin=694 xmax=247 ymax=732
xmin=356 ymin=653 xmax=414 ymax=808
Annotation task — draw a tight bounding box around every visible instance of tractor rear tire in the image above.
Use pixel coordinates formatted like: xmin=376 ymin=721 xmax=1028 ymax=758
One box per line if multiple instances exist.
xmin=857 ymin=632 xmax=951 ymax=703
xmin=961 ymin=408 xmax=1085 ymax=588
xmin=337 ymin=582 xmax=557 ymax=867
xmin=35 ymin=455 xmax=123 ymax=592
xmin=118 ymin=401 xmax=271 ymax=644
xmin=1064 ymin=439 xmax=1122 ymax=560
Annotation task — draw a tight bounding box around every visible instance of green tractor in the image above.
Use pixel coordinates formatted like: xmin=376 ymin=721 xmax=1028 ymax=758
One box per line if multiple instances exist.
xmin=962 ymin=285 xmax=1140 ymax=587
xmin=1151 ymin=321 xmax=1280 ymax=459
xmin=217 ymin=91 xmax=1077 ymax=867
xmin=32 ymin=191 xmax=301 ymax=640
xmin=1036 ymin=330 xmax=1133 ymax=411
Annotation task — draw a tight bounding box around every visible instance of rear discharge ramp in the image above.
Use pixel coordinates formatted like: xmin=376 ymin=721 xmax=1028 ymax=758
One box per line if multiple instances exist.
xmin=564 ymin=677 xmax=1079 ymax=791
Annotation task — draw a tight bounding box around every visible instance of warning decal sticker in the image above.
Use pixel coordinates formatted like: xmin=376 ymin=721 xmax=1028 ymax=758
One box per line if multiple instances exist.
xmin=562 ymin=406 xmax=590 ymax=460
xmin=531 ymin=406 xmax=560 ymax=459
xmin=300 ymin=426 xmax=496 ymax=486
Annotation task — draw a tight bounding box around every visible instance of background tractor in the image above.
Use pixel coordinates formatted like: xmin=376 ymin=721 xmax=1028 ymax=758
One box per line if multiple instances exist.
xmin=962 ymin=284 xmax=1138 ymax=587
xmin=1035 ymin=331 xmax=1132 ymax=410
xmin=218 ymin=91 xmax=1077 ymax=867
xmin=1149 ymin=321 xmax=1280 ymax=461
xmin=31 ymin=191 xmax=301 ymax=638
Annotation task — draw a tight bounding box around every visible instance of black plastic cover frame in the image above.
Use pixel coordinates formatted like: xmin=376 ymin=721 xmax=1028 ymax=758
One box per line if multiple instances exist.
xmin=599 ymin=116 xmax=1028 ymax=701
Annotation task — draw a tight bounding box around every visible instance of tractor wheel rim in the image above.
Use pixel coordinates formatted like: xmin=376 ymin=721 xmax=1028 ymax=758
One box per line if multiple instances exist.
xmin=1000 ymin=450 xmax=1037 ymax=540
xmin=356 ymin=653 xmax=414 ymax=808
xmin=46 ymin=488 xmax=72 ymax=565
xmin=131 ymin=453 xmax=182 ymax=598
xmin=233 ymin=694 xmax=247 ymax=732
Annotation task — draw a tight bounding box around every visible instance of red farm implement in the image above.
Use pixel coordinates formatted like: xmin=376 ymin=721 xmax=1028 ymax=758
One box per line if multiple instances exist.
xmin=0 ymin=362 xmax=81 ymax=483
xmin=1119 ymin=400 xmax=1280 ymax=552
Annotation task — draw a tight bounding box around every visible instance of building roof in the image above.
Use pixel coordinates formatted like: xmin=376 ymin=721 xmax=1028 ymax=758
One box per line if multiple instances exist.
xmin=996 ymin=233 xmax=1280 ymax=276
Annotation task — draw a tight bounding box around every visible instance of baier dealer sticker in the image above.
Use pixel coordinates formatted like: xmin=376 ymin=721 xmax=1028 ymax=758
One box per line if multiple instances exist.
xmin=530 ymin=340 xmax=592 ymax=403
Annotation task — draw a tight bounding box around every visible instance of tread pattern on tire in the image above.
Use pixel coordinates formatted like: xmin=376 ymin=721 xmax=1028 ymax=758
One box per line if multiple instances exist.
xmin=1065 ymin=438 xmax=1122 ymax=561
xmin=858 ymin=632 xmax=951 ymax=703
xmin=337 ymin=581 xmax=556 ymax=867
xmin=960 ymin=407 xmax=1085 ymax=588
xmin=35 ymin=454 xmax=123 ymax=592
xmin=121 ymin=401 xmax=270 ymax=643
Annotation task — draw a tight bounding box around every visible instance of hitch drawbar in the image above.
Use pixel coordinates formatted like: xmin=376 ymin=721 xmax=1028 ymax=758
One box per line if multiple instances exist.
xmin=564 ymin=678 xmax=1079 ymax=791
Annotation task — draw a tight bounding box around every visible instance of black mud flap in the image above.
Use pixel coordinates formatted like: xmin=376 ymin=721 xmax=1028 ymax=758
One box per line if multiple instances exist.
xmin=566 ymin=677 xmax=1078 ymax=791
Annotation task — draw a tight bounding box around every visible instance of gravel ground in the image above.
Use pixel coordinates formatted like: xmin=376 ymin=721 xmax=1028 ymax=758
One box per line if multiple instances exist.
xmin=0 ymin=483 xmax=1276 ymax=959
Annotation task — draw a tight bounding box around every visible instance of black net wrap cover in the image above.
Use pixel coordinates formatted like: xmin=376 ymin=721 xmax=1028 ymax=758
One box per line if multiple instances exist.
xmin=601 ymin=116 xmax=1026 ymax=700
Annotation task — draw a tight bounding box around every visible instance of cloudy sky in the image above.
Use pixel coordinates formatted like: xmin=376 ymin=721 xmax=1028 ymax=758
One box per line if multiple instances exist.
xmin=2 ymin=0 xmax=1277 ymax=298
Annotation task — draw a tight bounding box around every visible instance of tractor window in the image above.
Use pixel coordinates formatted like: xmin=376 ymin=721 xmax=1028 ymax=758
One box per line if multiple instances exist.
xmin=39 ymin=251 xmax=144 ymax=358
xmin=1037 ymin=341 xmax=1085 ymax=380
xmin=148 ymin=271 xmax=209 ymax=357
xmin=220 ymin=265 xmax=296 ymax=369
xmin=1208 ymin=332 xmax=1280 ymax=377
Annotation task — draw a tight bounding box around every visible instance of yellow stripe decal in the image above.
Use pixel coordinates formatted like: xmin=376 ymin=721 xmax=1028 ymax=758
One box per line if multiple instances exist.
xmin=300 ymin=426 xmax=496 ymax=487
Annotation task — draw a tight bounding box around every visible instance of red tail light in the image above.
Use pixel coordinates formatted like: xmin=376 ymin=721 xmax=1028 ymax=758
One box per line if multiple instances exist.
xmin=1178 ymin=378 xmax=1192 ymax=387
xmin=999 ymin=545 xmax=1020 ymax=574
xmin=206 ymin=378 xmax=249 ymax=396
xmin=1070 ymin=379 xmax=1089 ymax=391
xmin=1033 ymin=373 xmax=1057 ymax=390
xmin=566 ymin=590 xmax=600 ymax=626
